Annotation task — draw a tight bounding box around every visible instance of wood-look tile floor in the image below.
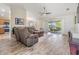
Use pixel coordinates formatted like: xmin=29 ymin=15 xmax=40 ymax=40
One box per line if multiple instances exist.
xmin=0 ymin=33 xmax=10 ymax=40
xmin=0 ymin=33 xmax=70 ymax=55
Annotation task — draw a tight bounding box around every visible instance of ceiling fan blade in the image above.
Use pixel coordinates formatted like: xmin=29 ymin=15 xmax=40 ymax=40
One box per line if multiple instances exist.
xmin=45 ymin=12 xmax=51 ymax=14
xmin=39 ymin=7 xmax=52 ymax=15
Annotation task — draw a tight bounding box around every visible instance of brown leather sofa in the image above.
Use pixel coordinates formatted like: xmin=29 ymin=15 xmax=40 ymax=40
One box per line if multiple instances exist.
xmin=13 ymin=27 xmax=38 ymax=47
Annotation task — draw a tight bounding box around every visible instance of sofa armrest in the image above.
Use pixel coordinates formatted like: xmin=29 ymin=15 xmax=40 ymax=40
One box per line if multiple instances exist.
xmin=29 ymin=34 xmax=38 ymax=38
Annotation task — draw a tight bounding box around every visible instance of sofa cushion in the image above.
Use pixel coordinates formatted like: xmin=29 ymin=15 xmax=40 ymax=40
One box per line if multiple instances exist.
xmin=19 ymin=28 xmax=31 ymax=39
xmin=27 ymin=27 xmax=36 ymax=33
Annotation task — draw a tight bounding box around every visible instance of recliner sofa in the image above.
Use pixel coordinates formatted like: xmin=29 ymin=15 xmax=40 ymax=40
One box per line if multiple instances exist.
xmin=13 ymin=27 xmax=38 ymax=47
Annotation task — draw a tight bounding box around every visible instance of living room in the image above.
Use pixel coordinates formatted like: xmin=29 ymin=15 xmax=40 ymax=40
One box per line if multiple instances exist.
xmin=0 ymin=3 xmax=79 ymax=55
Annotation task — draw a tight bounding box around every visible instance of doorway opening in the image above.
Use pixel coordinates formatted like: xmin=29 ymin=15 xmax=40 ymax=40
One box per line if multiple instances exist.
xmin=48 ymin=20 xmax=62 ymax=33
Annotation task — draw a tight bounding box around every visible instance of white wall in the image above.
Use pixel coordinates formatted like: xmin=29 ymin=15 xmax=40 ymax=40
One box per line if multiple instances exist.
xmin=38 ymin=13 xmax=76 ymax=34
xmin=10 ymin=6 xmax=40 ymax=30
xmin=38 ymin=3 xmax=78 ymax=34
xmin=26 ymin=10 xmax=40 ymax=30
xmin=76 ymin=4 xmax=79 ymax=33
xmin=61 ymin=14 xmax=75 ymax=33
xmin=75 ymin=24 xmax=79 ymax=33
xmin=9 ymin=3 xmax=78 ymax=34
xmin=11 ymin=6 xmax=26 ymax=28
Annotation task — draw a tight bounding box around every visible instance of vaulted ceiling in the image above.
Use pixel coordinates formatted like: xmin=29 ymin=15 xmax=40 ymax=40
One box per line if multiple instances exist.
xmin=0 ymin=3 xmax=78 ymax=19
xmin=40 ymin=3 xmax=78 ymax=16
xmin=7 ymin=3 xmax=78 ymax=17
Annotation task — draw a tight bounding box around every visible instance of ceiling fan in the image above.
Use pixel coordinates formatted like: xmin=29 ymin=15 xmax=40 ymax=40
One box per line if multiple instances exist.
xmin=40 ymin=7 xmax=51 ymax=15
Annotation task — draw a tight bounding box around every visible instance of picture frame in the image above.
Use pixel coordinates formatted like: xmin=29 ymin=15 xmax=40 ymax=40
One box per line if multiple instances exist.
xmin=15 ymin=17 xmax=24 ymax=25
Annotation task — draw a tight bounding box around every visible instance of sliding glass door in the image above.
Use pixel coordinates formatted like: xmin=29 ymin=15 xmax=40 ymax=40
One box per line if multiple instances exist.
xmin=48 ymin=20 xmax=62 ymax=33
